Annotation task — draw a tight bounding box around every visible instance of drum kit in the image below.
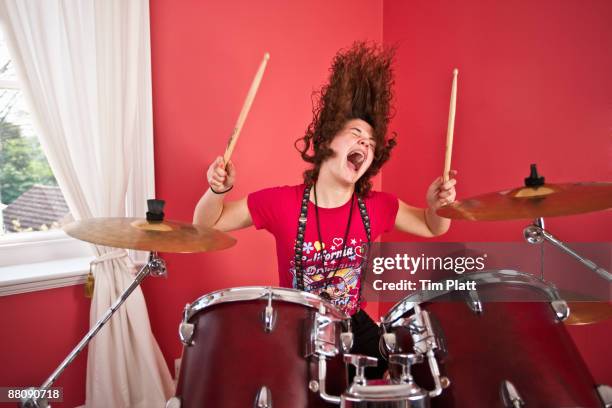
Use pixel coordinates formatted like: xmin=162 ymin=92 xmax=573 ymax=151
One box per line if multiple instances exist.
xmin=21 ymin=167 xmax=612 ymax=408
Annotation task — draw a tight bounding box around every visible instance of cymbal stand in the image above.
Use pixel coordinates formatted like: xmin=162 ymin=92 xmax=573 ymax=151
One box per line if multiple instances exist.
xmin=21 ymin=252 xmax=167 ymax=408
xmin=523 ymin=217 xmax=612 ymax=282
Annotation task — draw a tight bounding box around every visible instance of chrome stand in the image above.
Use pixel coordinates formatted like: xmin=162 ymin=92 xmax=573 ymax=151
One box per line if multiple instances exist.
xmin=21 ymin=252 xmax=167 ymax=408
xmin=524 ymin=218 xmax=612 ymax=282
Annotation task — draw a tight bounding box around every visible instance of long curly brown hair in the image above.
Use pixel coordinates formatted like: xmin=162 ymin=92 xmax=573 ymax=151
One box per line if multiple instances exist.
xmin=295 ymin=41 xmax=397 ymax=197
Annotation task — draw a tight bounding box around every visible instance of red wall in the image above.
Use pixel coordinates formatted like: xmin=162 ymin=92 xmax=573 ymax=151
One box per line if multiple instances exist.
xmin=382 ymin=0 xmax=612 ymax=384
xmin=146 ymin=0 xmax=383 ymax=379
xmin=0 ymin=286 xmax=89 ymax=408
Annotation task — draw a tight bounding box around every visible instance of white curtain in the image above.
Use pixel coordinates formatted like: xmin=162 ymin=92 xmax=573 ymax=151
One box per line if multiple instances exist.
xmin=0 ymin=1 xmax=174 ymax=407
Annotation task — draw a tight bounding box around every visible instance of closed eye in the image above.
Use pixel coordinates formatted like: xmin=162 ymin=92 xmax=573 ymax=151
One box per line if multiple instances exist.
xmin=350 ymin=127 xmax=375 ymax=149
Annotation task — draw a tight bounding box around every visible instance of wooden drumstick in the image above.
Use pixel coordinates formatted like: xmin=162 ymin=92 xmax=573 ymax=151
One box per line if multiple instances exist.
xmin=443 ymin=68 xmax=458 ymax=183
xmin=223 ymin=52 xmax=270 ymax=164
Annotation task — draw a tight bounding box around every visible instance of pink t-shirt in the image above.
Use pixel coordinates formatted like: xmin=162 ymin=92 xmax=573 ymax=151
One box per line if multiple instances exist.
xmin=247 ymin=184 xmax=399 ymax=315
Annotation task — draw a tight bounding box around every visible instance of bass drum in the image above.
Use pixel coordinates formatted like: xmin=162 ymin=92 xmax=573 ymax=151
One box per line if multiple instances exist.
xmin=170 ymin=286 xmax=349 ymax=408
xmin=381 ymin=270 xmax=603 ymax=407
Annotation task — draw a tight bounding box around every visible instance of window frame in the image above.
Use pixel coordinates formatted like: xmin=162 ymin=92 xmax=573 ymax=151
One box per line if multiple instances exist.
xmin=0 ymin=49 xmax=93 ymax=296
xmin=0 ymin=229 xmax=94 ymax=296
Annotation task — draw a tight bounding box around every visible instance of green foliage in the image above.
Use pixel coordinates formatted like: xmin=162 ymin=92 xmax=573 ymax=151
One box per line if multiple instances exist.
xmin=0 ymin=121 xmax=57 ymax=204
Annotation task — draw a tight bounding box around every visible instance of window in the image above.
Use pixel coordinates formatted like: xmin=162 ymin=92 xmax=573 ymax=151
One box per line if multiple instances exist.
xmin=0 ymin=28 xmax=92 ymax=295
xmin=0 ymin=32 xmax=69 ymax=236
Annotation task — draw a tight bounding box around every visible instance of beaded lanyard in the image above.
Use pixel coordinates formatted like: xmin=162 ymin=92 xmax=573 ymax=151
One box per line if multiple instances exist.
xmin=293 ymin=184 xmax=371 ymax=302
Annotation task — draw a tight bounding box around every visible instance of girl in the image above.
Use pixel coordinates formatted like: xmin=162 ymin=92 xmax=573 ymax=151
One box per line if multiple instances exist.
xmin=194 ymin=42 xmax=457 ymax=378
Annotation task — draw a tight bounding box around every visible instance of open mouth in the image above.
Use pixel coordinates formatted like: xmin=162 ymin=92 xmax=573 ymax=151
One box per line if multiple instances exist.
xmin=347 ymin=150 xmax=366 ymax=172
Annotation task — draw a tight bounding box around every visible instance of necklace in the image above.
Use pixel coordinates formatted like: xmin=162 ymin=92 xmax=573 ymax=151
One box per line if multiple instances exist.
xmin=293 ymin=184 xmax=372 ymax=305
xmin=314 ymin=183 xmax=354 ymax=300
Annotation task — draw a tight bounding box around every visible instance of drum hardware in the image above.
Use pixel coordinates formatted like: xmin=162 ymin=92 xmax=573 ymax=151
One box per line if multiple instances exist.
xmin=407 ymin=305 xmax=442 ymax=359
xmin=383 ymin=332 xmax=398 ymax=354
xmin=424 ymin=351 xmax=446 ymax=399
xmin=386 ymin=270 xmax=571 ymax=325
xmin=306 ymin=303 xmax=360 ymax=405
xmin=317 ymin=354 xmax=342 ymax=404
xmin=389 ymin=354 xmax=423 ymax=384
xmin=523 ymin=216 xmax=612 ymax=324
xmin=309 ymin=380 xmax=321 ymax=393
xmin=597 ymin=385 xmax=612 ymax=407
xmin=381 ymin=270 xmax=572 ymax=326
xmin=500 ymin=380 xmax=524 ymax=408
xmin=341 ymin=330 xmax=355 ymax=354
xmin=165 ymin=396 xmax=181 ymax=408
xmin=179 ymin=304 xmax=195 ymax=346
xmin=550 ymin=299 xmax=570 ymax=321
xmin=466 ymin=289 xmax=483 ymax=314
xmin=339 ymin=352 xmax=429 ymax=408
xmin=20 ymin=200 xmax=237 ymax=408
xmin=147 ymin=251 xmax=168 ymax=277
xmin=382 ymin=307 xmax=450 ymax=400
xmin=523 ymin=219 xmax=612 ymax=282
xmin=262 ymin=287 xmax=277 ymax=332
xmin=309 ymin=309 xmax=345 ymax=404
xmin=306 ymin=307 xmax=341 ymax=358
xmin=345 ymin=354 xmax=379 ymax=386
xmin=18 ymin=390 xmax=48 ymax=408
xmin=339 ymin=314 xmax=354 ymax=353
xmin=403 ymin=305 xmax=450 ymax=398
xmin=21 ymin=251 xmax=168 ymax=408
xmin=340 ymin=383 xmax=429 ymax=408
xmin=254 ymin=385 xmax=272 ymax=408
xmin=383 ymin=271 xmax=570 ymax=325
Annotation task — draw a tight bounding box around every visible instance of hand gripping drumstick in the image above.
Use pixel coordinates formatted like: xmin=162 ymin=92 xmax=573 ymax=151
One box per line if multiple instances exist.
xmin=223 ymin=52 xmax=270 ymax=164
xmin=443 ymin=68 xmax=458 ymax=183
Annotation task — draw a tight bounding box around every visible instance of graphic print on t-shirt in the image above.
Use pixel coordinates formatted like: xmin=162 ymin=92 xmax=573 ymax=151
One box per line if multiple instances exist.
xmin=290 ymin=236 xmax=367 ymax=315
xmin=247 ymin=184 xmax=400 ymax=316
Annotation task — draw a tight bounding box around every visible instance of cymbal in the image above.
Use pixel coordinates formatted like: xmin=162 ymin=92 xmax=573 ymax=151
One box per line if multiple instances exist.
xmin=64 ymin=217 xmax=236 ymax=253
xmin=437 ymin=182 xmax=612 ymax=221
xmin=564 ymin=301 xmax=612 ymax=325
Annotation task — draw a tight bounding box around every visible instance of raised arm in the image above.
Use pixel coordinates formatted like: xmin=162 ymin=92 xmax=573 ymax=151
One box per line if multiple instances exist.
xmin=193 ymin=156 xmax=253 ymax=232
xmin=394 ymin=171 xmax=457 ymax=237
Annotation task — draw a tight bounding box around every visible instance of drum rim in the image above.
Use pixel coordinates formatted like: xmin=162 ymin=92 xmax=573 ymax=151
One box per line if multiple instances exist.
xmin=342 ymin=382 xmax=428 ymax=401
xmin=381 ymin=269 xmax=563 ymax=326
xmin=185 ymin=286 xmax=349 ymax=321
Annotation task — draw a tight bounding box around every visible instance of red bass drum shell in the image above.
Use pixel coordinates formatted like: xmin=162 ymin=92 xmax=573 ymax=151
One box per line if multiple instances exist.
xmin=387 ymin=278 xmax=602 ymax=407
xmin=175 ymin=295 xmax=347 ymax=408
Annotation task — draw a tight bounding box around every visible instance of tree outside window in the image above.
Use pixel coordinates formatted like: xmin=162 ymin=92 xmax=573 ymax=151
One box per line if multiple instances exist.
xmin=0 ymin=31 xmax=69 ymax=236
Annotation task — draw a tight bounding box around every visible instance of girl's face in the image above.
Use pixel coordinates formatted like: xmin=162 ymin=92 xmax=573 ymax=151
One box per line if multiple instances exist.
xmin=324 ymin=119 xmax=376 ymax=186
